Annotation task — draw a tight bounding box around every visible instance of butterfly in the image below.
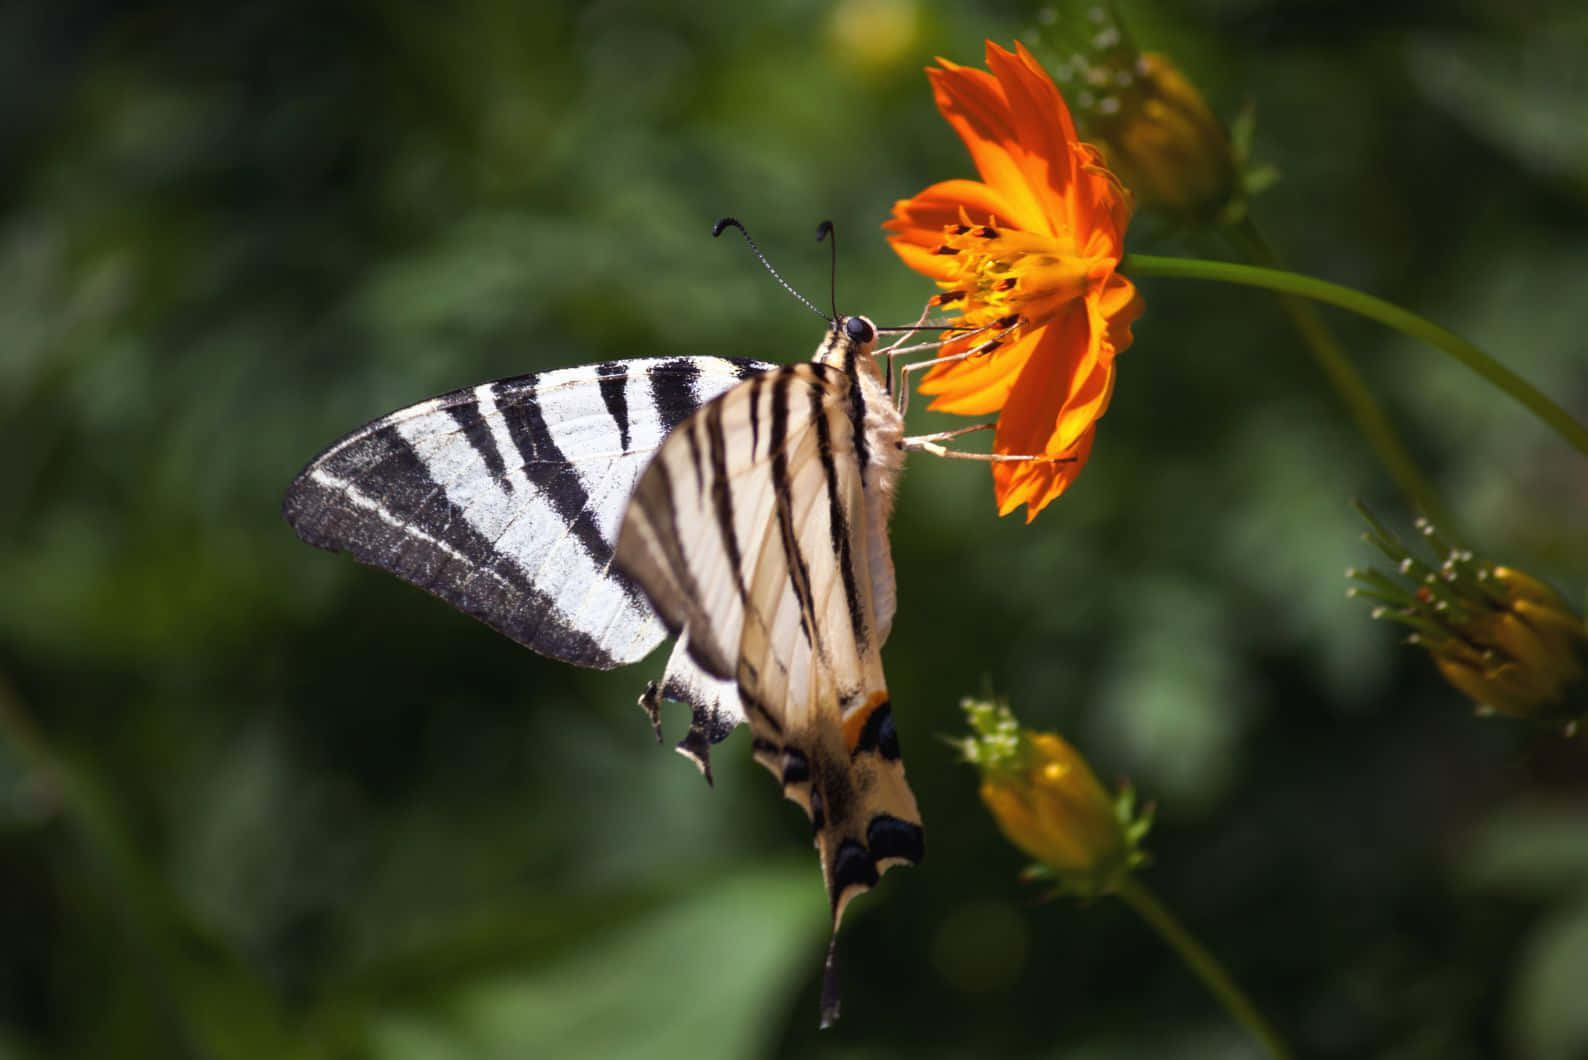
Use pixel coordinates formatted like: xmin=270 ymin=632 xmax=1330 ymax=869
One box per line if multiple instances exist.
xmin=284 ymin=296 xmax=938 ymax=1024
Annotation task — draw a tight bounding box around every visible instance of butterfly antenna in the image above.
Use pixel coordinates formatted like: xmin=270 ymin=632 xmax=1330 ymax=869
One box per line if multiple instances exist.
xmin=815 ymin=220 xmax=839 ymax=322
xmin=713 ymin=217 xmax=830 ymax=323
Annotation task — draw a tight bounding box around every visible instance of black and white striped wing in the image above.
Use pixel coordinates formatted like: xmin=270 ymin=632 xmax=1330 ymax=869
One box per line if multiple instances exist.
xmin=615 ymin=361 xmax=923 ymax=1025
xmin=283 ymin=357 xmax=771 ymax=668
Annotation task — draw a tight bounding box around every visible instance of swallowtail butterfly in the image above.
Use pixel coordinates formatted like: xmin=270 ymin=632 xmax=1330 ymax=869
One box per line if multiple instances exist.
xmin=284 ymin=301 xmax=928 ymax=1025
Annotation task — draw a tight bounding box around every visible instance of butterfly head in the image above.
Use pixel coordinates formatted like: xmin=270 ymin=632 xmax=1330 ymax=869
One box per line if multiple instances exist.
xmin=842 ymin=315 xmax=876 ymax=347
xmin=817 ymin=314 xmax=880 ymax=374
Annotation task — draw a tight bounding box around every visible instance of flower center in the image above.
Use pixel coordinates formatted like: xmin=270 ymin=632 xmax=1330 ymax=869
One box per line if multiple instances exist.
xmin=930 ymin=221 xmax=1100 ymax=344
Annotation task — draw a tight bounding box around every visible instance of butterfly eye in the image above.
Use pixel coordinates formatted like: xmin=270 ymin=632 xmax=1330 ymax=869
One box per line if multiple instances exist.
xmin=844 ymin=316 xmax=875 ymax=345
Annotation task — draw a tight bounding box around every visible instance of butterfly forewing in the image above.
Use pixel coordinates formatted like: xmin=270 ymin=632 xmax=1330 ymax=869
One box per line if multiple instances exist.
xmin=283 ymin=356 xmax=771 ymax=668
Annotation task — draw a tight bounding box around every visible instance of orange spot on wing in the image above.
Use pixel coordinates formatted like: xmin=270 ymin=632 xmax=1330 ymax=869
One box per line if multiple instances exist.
xmin=842 ymin=690 xmax=892 ymax=751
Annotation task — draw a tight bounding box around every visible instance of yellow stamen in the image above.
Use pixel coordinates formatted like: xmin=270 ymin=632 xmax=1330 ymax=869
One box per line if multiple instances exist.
xmin=933 ymin=220 xmax=1109 ymax=342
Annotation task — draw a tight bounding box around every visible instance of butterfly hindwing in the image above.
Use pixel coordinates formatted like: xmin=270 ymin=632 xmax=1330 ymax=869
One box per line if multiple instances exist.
xmin=615 ymin=326 xmax=923 ymax=1025
xmin=284 ymin=356 xmax=771 ymax=668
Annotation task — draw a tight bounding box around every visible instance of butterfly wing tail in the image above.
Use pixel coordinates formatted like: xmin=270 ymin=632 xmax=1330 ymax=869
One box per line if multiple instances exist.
xmin=748 ymin=689 xmax=924 ymax=1026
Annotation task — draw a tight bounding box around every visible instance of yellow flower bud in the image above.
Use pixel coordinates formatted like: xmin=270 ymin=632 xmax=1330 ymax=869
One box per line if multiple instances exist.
xmin=1027 ymin=5 xmax=1259 ymax=226
xmin=1093 ymin=53 xmax=1242 ymax=224
xmin=960 ymin=699 xmax=1150 ymax=895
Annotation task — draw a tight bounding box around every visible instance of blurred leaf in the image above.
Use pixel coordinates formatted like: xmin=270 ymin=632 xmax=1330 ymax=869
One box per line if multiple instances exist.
xmin=366 ymin=863 xmax=824 ymax=1060
xmin=1088 ymin=574 xmax=1254 ymax=811
xmin=0 ymin=1028 xmax=40 ymax=1060
xmin=1455 ymin=802 xmax=1588 ymax=895
xmin=1384 ymin=238 xmax=1588 ymax=572
xmin=1406 ymin=21 xmax=1588 ymax=191
xmin=1508 ymin=896 xmax=1588 ymax=1060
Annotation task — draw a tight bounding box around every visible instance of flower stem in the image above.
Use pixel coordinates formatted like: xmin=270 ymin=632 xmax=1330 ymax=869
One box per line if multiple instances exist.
xmin=1116 ymin=876 xmax=1295 ymax=1060
xmin=1120 ymin=251 xmax=1588 ymax=457
xmin=1225 ymin=218 xmax=1452 ymax=528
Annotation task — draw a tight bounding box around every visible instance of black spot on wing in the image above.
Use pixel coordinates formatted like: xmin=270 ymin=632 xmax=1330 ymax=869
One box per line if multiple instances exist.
xmin=746 ymin=373 xmax=764 ymax=462
xmin=596 ymin=361 xmax=631 ymax=451
xmin=769 ymin=371 xmax=817 ymax=650
xmin=854 ymin=702 xmax=900 ymax=760
xmin=446 ymin=402 xmax=511 ymax=492
xmin=731 ymin=358 xmax=765 ymax=381
xmin=658 ymin=674 xmax=740 ymax=745
xmin=649 ymin=358 xmax=705 ymax=431
xmin=812 ymin=382 xmax=867 ymax=653
xmin=494 ymin=388 xmax=617 ymax=578
xmin=829 ymin=840 xmax=880 ymax=903
xmin=867 ymin=814 xmax=925 ymax=865
xmin=780 ymin=748 xmax=810 ymax=787
xmin=705 ymin=400 xmax=751 ymax=605
xmin=683 ymin=416 xmax=707 ymax=498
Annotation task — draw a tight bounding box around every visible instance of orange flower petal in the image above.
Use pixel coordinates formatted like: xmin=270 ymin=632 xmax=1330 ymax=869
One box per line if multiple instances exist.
xmin=1053 ymin=352 xmax=1115 ymax=452
xmin=885 ymin=178 xmax=1027 ymax=280
xmin=994 ymin=427 xmax=1096 ymax=520
xmin=1070 ymin=150 xmax=1133 ymax=244
xmin=1099 ymin=276 xmax=1145 ymax=353
xmin=992 ymin=306 xmax=1091 ymax=457
xmin=983 ymin=43 xmax=1084 ymax=229
xmin=925 ymin=60 xmax=1051 ymax=234
xmin=919 ymin=328 xmax=1044 ymax=417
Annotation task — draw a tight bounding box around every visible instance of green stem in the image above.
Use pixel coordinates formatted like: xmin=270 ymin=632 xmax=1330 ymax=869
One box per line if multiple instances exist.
xmin=1117 ymin=876 xmax=1295 ymax=1060
xmin=1120 ymin=251 xmax=1588 ymax=458
xmin=1227 ymin=218 xmax=1451 ymax=528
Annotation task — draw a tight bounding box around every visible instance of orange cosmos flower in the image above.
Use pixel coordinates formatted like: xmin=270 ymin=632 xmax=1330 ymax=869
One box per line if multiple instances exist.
xmin=886 ymin=41 xmax=1143 ymax=520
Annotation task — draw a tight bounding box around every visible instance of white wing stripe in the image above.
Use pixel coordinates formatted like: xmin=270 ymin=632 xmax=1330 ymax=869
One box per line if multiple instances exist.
xmin=392 ymin=409 xmax=631 ymax=656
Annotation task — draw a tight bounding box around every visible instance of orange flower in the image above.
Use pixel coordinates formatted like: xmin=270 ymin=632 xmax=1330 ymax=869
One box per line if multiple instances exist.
xmin=886 ymin=41 xmax=1143 ymax=520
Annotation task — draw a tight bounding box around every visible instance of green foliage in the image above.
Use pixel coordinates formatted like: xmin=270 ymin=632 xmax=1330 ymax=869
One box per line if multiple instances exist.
xmin=3 ymin=0 xmax=1586 ymax=1057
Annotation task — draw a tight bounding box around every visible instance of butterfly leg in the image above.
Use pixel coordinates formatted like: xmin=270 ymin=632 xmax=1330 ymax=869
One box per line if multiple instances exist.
xmin=891 ymin=319 xmax=1017 ymax=418
xmin=877 ymin=302 xmax=944 ymax=398
xmin=638 ymin=680 xmax=665 ymax=743
xmin=904 ymin=423 xmax=1078 ymax=464
xmin=903 ymin=422 xmax=994 ymax=447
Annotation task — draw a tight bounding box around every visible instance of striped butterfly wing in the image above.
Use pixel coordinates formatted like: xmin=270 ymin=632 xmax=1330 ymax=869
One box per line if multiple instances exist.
xmin=616 ymin=325 xmax=923 ymax=1026
xmin=283 ymin=356 xmax=771 ymax=670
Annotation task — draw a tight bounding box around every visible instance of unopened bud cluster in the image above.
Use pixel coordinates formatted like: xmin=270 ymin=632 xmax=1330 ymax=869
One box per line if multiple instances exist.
xmin=1348 ymin=507 xmax=1587 ymax=732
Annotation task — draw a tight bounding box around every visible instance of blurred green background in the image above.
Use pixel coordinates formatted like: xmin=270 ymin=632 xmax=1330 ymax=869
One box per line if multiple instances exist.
xmin=3 ymin=1 xmax=1587 ymax=1057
